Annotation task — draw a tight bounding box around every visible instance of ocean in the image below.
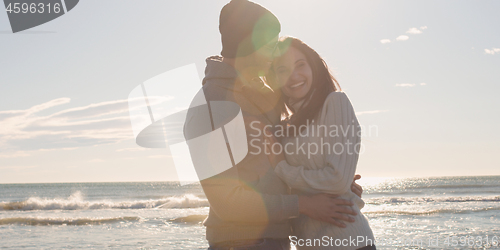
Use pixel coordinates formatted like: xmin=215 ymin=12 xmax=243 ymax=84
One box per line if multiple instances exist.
xmin=0 ymin=176 xmax=499 ymax=249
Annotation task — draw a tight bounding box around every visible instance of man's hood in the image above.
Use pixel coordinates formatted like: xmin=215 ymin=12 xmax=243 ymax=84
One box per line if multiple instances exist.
xmin=202 ymin=56 xmax=241 ymax=92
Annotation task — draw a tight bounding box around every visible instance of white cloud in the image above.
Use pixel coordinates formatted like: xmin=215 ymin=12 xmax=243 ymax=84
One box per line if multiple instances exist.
xmin=49 ymin=100 xmax=130 ymax=120
xmin=380 ymin=26 xmax=426 ymax=46
xmin=356 ymin=110 xmax=389 ymax=115
xmin=396 ymin=35 xmax=409 ymax=41
xmin=406 ymin=28 xmax=422 ymax=34
xmin=27 ymin=98 xmax=71 ymax=115
xmin=0 ymin=151 xmax=30 ymax=158
xmin=395 ymin=83 xmax=416 ymax=87
xmin=0 ymin=98 xmax=70 ymax=123
xmin=485 ymin=48 xmax=500 ymax=55
xmin=395 ymin=83 xmax=427 ymax=87
xmin=0 ymin=98 xmax=135 ymax=152
xmin=148 ymin=155 xmax=171 ymax=159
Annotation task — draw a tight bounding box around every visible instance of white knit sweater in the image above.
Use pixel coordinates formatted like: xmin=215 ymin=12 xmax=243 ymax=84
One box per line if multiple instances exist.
xmin=275 ymin=91 xmax=374 ymax=250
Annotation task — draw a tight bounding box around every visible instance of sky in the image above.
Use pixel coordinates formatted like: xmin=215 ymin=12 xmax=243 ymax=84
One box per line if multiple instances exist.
xmin=0 ymin=0 xmax=499 ymax=183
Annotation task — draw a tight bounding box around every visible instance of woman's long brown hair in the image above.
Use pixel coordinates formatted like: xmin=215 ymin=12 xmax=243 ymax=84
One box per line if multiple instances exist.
xmin=266 ymin=36 xmax=341 ymax=133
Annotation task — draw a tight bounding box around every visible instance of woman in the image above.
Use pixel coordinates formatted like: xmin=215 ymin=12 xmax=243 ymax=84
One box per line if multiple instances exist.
xmin=266 ymin=37 xmax=375 ymax=250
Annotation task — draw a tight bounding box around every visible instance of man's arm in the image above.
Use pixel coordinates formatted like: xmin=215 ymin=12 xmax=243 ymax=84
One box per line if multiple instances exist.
xmin=200 ymin=166 xmax=299 ymax=223
xmin=201 ymin=169 xmax=357 ymax=227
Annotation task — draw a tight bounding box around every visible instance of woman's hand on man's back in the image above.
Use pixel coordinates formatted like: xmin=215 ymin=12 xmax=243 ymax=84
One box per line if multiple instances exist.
xmin=351 ymin=174 xmax=363 ymax=198
xmin=298 ymin=194 xmax=357 ymax=228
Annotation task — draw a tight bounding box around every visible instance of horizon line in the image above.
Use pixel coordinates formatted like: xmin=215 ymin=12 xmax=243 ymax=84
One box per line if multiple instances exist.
xmin=1 ymin=174 xmax=499 ymax=185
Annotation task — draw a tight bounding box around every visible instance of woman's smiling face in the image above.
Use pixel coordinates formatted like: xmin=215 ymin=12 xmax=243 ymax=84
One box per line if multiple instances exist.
xmin=272 ymin=46 xmax=313 ymax=101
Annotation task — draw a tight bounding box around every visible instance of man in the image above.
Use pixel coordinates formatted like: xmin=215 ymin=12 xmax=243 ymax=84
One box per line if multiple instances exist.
xmin=185 ymin=0 xmax=363 ymax=249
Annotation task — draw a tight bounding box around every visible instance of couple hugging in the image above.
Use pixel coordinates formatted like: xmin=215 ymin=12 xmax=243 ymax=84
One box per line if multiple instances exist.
xmin=186 ymin=0 xmax=375 ymax=249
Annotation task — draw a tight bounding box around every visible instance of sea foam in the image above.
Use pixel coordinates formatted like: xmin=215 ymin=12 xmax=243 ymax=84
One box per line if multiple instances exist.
xmin=0 ymin=191 xmax=209 ymax=211
xmin=0 ymin=216 xmax=140 ymax=226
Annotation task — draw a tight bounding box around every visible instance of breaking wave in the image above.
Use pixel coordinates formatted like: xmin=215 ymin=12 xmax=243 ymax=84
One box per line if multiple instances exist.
xmin=0 ymin=192 xmax=209 ymax=211
xmin=0 ymin=216 xmax=140 ymax=226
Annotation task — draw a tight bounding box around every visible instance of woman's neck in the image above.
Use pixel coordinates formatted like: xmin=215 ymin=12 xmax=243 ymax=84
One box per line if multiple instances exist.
xmin=289 ymin=98 xmax=304 ymax=112
xmin=288 ymin=89 xmax=316 ymax=113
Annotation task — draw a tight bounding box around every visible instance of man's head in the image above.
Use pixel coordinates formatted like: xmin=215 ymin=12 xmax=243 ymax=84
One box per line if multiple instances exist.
xmin=219 ymin=0 xmax=280 ymax=72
